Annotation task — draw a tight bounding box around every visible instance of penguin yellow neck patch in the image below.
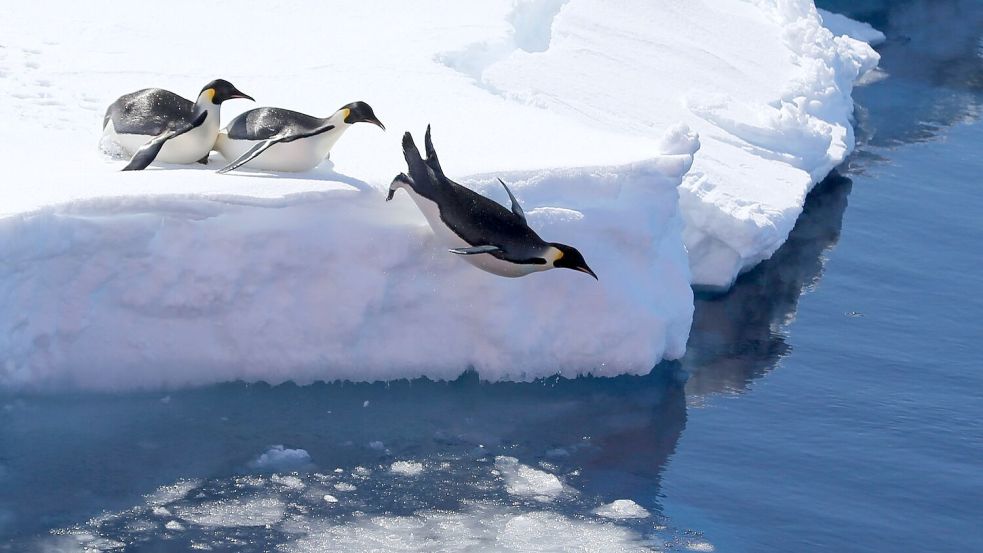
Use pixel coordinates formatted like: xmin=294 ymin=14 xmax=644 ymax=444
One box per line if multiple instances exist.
xmin=205 ymin=88 xmax=216 ymax=102
xmin=547 ymin=247 xmax=564 ymax=263
xmin=341 ymin=108 xmax=351 ymax=122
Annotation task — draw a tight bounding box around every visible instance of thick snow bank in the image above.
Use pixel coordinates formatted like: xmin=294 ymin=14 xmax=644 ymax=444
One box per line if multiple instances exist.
xmin=0 ymin=127 xmax=697 ymax=389
xmin=0 ymin=1 xmax=878 ymax=388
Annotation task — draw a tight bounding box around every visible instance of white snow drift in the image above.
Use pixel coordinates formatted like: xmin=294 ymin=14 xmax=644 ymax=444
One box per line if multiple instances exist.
xmin=0 ymin=1 xmax=880 ymax=389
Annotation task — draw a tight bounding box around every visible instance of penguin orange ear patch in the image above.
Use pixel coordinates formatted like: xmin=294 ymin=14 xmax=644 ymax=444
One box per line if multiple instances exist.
xmin=206 ymin=88 xmax=216 ymax=101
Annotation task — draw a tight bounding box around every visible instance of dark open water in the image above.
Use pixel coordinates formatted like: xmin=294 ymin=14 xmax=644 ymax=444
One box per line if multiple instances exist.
xmin=1 ymin=1 xmax=981 ymax=551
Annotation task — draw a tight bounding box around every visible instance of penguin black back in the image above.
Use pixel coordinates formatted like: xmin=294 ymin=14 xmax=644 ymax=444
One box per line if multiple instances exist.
xmin=104 ymin=89 xmax=196 ymax=136
xmin=225 ymin=108 xmax=326 ymax=141
xmin=401 ymin=129 xmax=547 ymax=262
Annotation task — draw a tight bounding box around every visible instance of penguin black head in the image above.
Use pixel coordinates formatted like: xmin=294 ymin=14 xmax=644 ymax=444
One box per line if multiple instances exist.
xmin=549 ymin=243 xmax=597 ymax=280
xmin=341 ymin=101 xmax=385 ymax=130
xmin=200 ymin=79 xmax=254 ymax=104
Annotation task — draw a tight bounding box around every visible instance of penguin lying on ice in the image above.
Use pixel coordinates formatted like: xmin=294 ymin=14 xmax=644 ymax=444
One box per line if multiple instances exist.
xmin=103 ymin=79 xmax=253 ymax=171
xmin=387 ymin=127 xmax=597 ymax=279
xmin=214 ymin=102 xmax=384 ymax=173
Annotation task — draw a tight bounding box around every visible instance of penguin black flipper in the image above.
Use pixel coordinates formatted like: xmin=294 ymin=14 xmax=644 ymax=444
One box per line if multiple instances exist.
xmin=122 ymin=110 xmax=208 ymax=171
xmin=449 ymin=245 xmax=501 ymax=255
xmin=197 ymin=154 xmax=210 ymax=165
xmin=217 ymin=123 xmax=337 ymax=174
xmin=498 ymin=178 xmax=526 ymax=223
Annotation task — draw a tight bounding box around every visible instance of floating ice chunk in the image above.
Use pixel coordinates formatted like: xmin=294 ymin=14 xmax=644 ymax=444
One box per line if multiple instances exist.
xmin=248 ymin=446 xmax=312 ymax=473
xmin=333 ymin=483 xmax=356 ymax=492
xmin=593 ymin=499 xmax=650 ymax=519
xmin=686 ymin=540 xmax=716 ymax=552
xmin=818 ymin=9 xmax=886 ymax=45
xmin=494 ymin=456 xmax=569 ymax=502
xmin=368 ymin=441 xmax=385 ymax=451
xmin=144 ymin=480 xmax=199 ymax=507
xmin=165 ymin=520 xmax=185 ymax=531
xmin=323 ymin=494 xmax=338 ymax=503
xmin=282 ymin=503 xmax=652 ymax=553
xmin=390 ymin=461 xmax=424 ymax=477
xmin=271 ymin=474 xmax=306 ymax=490
xmin=176 ymin=497 xmax=285 ymax=528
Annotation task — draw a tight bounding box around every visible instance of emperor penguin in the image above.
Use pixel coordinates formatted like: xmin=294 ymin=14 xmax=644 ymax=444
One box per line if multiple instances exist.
xmin=214 ymin=102 xmax=385 ymax=173
xmin=387 ymin=126 xmax=597 ymax=280
xmin=103 ymin=79 xmax=253 ymax=171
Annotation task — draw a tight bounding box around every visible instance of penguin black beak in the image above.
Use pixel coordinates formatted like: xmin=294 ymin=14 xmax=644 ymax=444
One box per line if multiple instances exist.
xmin=369 ymin=117 xmax=386 ymax=131
xmin=230 ymin=88 xmax=254 ymax=101
xmin=576 ymin=265 xmax=598 ymax=280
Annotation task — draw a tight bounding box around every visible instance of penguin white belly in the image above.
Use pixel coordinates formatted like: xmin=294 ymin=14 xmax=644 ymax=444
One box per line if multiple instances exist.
xmin=404 ymin=188 xmax=547 ymax=278
xmin=103 ymin=120 xmax=217 ymax=164
xmin=215 ymin=129 xmax=344 ymax=172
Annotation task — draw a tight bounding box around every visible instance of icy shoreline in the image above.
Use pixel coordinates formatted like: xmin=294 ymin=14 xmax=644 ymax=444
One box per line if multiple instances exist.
xmin=0 ymin=0 xmax=880 ymax=389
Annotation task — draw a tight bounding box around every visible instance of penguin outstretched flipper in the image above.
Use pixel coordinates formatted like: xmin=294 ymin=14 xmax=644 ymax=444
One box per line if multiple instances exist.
xmin=449 ymin=245 xmax=501 ymax=255
xmin=218 ymin=123 xmax=336 ymax=174
xmin=122 ymin=111 xmax=209 ymax=171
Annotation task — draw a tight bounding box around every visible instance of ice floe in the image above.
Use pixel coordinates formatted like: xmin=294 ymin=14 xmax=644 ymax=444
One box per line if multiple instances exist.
xmin=0 ymin=1 xmax=880 ymax=387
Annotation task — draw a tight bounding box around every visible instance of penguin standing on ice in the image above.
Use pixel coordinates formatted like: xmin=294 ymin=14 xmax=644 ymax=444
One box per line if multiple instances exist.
xmin=214 ymin=102 xmax=385 ymax=173
xmin=387 ymin=126 xmax=597 ymax=279
xmin=103 ymin=79 xmax=253 ymax=171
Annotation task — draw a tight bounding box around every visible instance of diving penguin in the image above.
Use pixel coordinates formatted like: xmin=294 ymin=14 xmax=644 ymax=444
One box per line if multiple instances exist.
xmin=103 ymin=79 xmax=253 ymax=171
xmin=387 ymin=127 xmax=597 ymax=279
xmin=214 ymin=102 xmax=385 ymax=173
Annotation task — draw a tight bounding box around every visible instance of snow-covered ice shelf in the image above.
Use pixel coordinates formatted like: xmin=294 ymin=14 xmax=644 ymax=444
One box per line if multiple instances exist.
xmin=0 ymin=0 xmax=880 ymax=388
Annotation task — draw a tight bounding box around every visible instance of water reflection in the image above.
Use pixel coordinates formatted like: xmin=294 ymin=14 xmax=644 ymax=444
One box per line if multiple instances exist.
xmin=681 ymin=173 xmax=852 ymax=399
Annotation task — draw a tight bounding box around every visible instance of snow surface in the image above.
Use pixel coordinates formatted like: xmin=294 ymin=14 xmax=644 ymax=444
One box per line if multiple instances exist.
xmin=0 ymin=1 xmax=879 ymax=388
